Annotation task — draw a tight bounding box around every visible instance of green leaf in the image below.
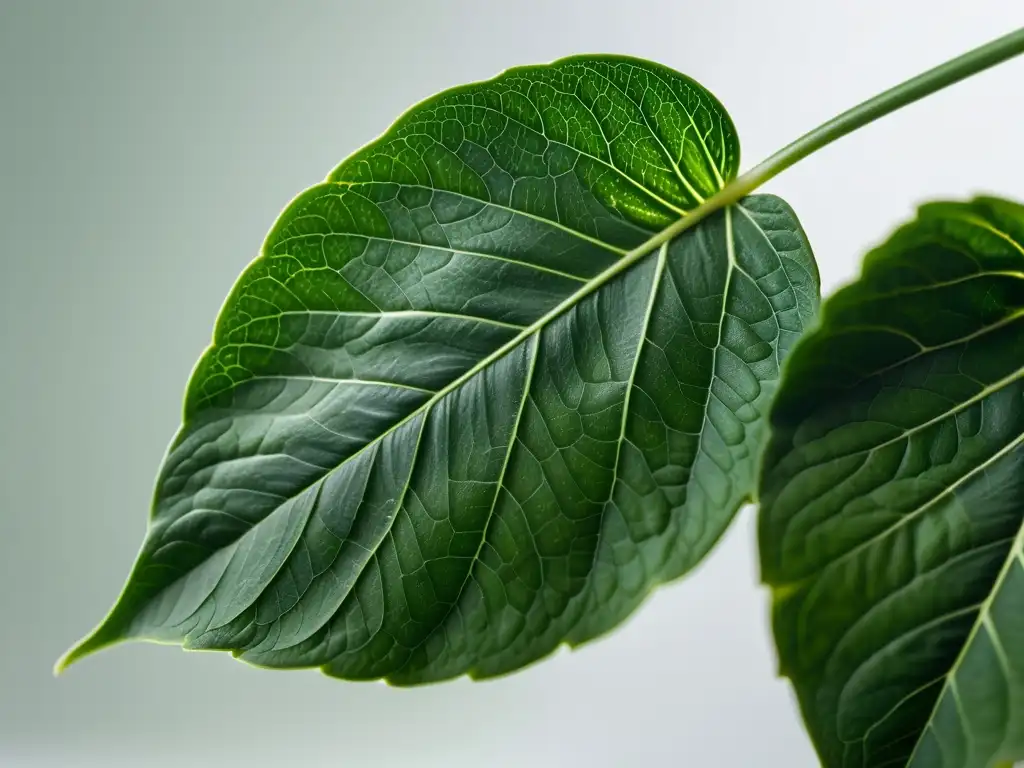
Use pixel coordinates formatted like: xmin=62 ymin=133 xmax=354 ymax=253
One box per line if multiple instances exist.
xmin=61 ymin=55 xmax=819 ymax=683
xmin=759 ymin=197 xmax=1024 ymax=767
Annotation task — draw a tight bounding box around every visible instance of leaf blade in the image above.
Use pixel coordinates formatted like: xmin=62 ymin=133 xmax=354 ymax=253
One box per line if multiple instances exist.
xmin=61 ymin=56 xmax=819 ymax=682
xmin=759 ymin=196 xmax=1024 ymax=768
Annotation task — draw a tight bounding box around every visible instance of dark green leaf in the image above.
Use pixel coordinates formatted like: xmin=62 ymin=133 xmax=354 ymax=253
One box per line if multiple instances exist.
xmin=62 ymin=55 xmax=818 ymax=683
xmin=759 ymin=197 xmax=1024 ymax=767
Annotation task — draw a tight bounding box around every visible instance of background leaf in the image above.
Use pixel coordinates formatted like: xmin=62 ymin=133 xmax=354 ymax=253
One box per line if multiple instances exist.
xmin=62 ymin=55 xmax=818 ymax=683
xmin=760 ymin=197 xmax=1024 ymax=767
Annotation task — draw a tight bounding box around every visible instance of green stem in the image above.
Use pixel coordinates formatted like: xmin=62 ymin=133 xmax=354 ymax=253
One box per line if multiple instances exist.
xmin=650 ymin=25 xmax=1024 ymax=248
xmin=742 ymin=26 xmax=1024 ymax=191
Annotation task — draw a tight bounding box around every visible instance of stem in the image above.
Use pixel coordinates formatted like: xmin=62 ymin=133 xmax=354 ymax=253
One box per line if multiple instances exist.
xmin=650 ymin=26 xmax=1024 ymax=247
xmin=742 ymin=25 xmax=1024 ymax=191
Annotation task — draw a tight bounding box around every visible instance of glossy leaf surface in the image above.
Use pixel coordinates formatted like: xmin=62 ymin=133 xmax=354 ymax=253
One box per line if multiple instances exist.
xmin=63 ymin=56 xmax=818 ymax=683
xmin=760 ymin=197 xmax=1024 ymax=767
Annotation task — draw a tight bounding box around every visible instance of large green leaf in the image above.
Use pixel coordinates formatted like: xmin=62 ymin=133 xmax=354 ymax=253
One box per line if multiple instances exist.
xmin=62 ymin=55 xmax=819 ymax=683
xmin=760 ymin=197 xmax=1024 ymax=767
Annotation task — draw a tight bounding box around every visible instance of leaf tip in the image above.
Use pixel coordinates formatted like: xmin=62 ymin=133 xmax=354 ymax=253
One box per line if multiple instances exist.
xmin=53 ymin=622 xmax=121 ymax=676
xmin=53 ymin=641 xmax=91 ymax=676
xmin=53 ymin=643 xmax=84 ymax=676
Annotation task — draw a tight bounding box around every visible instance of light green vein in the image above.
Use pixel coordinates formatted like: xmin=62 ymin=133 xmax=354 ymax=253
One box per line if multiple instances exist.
xmin=578 ymin=65 xmax=706 ymax=205
xmin=228 ymin=308 xmax=527 ymax=334
xmin=906 ymin=519 xmax=1024 ymax=768
xmin=689 ymin=206 xmax=736 ymax=475
xmin=462 ymin=101 xmax=690 ymax=217
xmin=274 ymin=228 xmax=591 ymax=283
xmin=330 ymin=180 xmax=633 ymax=257
xmin=568 ymin=240 xmax=668 ymax=640
xmin=245 ymin=376 xmax=435 ymax=395
xmin=390 ymin=336 xmax=542 ymax=680
xmin=783 ymin=427 xmax=1024 ymax=601
xmin=639 ymin=66 xmax=727 ymax=189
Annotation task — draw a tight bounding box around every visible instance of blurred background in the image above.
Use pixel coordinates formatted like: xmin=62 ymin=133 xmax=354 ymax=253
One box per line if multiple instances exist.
xmin=2 ymin=1 xmax=1024 ymax=765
